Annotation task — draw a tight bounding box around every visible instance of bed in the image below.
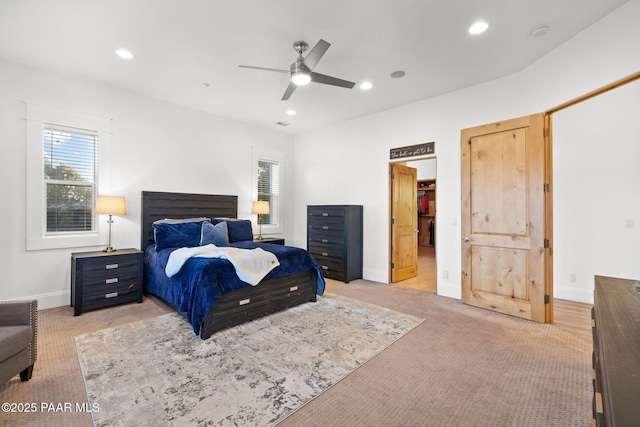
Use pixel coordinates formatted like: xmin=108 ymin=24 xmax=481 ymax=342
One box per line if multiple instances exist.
xmin=141 ymin=191 xmax=325 ymax=339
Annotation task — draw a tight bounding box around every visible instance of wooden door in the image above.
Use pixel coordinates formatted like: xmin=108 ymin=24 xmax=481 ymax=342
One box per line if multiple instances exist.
xmin=461 ymin=114 xmax=549 ymax=322
xmin=391 ymin=163 xmax=418 ymax=282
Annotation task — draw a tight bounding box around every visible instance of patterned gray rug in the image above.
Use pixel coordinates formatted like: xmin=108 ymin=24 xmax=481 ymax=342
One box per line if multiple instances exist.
xmin=75 ymin=293 xmax=423 ymax=427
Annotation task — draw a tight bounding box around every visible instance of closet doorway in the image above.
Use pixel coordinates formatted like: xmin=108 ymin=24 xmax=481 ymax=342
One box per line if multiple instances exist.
xmin=391 ymin=157 xmax=437 ymax=293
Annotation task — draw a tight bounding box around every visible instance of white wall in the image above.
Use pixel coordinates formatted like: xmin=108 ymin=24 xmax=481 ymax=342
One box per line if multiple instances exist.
xmin=292 ymin=0 xmax=640 ymax=302
xmin=553 ymin=79 xmax=640 ymax=302
xmin=0 ymin=59 xmax=294 ymax=308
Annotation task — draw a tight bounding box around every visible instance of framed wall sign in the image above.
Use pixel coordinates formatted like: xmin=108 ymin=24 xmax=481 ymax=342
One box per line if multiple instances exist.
xmin=390 ymin=142 xmax=435 ymax=159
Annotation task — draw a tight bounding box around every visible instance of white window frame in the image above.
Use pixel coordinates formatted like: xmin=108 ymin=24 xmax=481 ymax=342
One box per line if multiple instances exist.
xmin=26 ymin=103 xmax=111 ymax=250
xmin=251 ymin=148 xmax=284 ymax=236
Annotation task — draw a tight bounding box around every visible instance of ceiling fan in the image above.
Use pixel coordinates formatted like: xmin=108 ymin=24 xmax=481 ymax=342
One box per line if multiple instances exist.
xmin=238 ymin=39 xmax=356 ymax=101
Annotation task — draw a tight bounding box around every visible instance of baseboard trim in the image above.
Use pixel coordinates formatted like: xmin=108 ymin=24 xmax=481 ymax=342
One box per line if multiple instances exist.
xmin=553 ymin=285 xmax=594 ymax=304
xmin=8 ymin=290 xmax=70 ymax=310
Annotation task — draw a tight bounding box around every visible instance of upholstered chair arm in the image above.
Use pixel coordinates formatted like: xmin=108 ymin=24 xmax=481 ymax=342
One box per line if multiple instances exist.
xmin=0 ymin=300 xmax=38 ymax=364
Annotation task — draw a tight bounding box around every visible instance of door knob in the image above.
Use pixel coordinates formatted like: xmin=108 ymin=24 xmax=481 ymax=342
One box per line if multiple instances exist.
xmin=463 ymin=236 xmax=470 ymax=242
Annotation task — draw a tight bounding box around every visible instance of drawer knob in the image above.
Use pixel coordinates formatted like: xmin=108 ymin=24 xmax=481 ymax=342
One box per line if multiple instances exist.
xmin=290 ymin=286 xmax=299 ymax=292
xmin=321 ymin=265 xmax=329 ymax=270
xmin=239 ymin=298 xmax=251 ymax=306
xmin=322 ymin=252 xmax=329 ymax=257
xmin=322 ymin=213 xmax=329 ymax=216
xmin=105 ymin=278 xmax=119 ymax=284
xmin=322 ymin=239 xmax=328 ymax=243
xmin=105 ymin=292 xmax=118 ymax=299
xmin=105 ymin=263 xmax=119 ymax=269
xmin=322 ymin=226 xmax=329 ymax=230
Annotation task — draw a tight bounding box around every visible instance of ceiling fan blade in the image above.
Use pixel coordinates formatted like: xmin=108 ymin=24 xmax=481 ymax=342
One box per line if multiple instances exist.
xmin=281 ymin=81 xmax=297 ymax=101
xmin=310 ymin=72 xmax=356 ymax=89
xmin=302 ymin=39 xmax=330 ymax=71
xmin=238 ymin=65 xmax=289 ymax=74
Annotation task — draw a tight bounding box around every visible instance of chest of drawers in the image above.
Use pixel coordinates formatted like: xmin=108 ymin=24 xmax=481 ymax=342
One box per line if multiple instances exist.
xmin=592 ymin=275 xmax=640 ymax=426
xmin=71 ymin=248 xmax=143 ymax=315
xmin=307 ymin=205 xmax=363 ymax=283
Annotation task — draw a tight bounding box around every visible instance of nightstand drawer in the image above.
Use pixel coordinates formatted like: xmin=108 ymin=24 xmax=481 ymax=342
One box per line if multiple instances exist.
xmin=81 ymin=265 xmax=139 ymax=287
xmin=81 ymin=255 xmax=140 ymax=272
xmin=83 ymin=281 xmax=140 ymax=303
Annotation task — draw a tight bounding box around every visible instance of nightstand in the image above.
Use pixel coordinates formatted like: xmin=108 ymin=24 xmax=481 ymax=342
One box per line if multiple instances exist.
xmin=254 ymin=237 xmax=285 ymax=245
xmin=71 ymin=248 xmax=143 ymax=316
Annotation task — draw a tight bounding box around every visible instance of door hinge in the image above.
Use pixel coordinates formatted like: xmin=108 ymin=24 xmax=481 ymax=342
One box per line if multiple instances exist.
xmin=544 ymin=183 xmax=550 ymax=193
xmin=391 ymin=218 xmax=395 ymax=225
xmin=544 ymin=239 xmax=550 ymax=249
xmin=391 ymin=262 xmax=395 ymax=269
xmin=391 ymin=173 xmax=395 ymax=179
xmin=544 ymin=295 xmax=550 ymax=304
xmin=544 ymin=128 xmax=550 ymax=137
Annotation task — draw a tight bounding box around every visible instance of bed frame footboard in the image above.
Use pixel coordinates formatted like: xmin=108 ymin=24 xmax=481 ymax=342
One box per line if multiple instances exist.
xmin=200 ymin=268 xmax=317 ymax=339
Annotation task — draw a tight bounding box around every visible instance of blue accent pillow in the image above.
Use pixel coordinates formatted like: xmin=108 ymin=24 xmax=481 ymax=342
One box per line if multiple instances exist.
xmin=153 ymin=218 xmax=210 ymax=250
xmin=199 ymin=221 xmax=229 ymax=246
xmin=211 ymin=218 xmax=254 ymax=243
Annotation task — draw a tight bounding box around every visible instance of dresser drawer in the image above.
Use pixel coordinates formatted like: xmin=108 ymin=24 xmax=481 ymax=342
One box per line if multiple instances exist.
xmin=316 ymin=258 xmax=345 ymax=278
xmin=308 ymin=206 xmax=346 ymax=219
xmin=307 ymin=232 xmax=346 ymax=246
xmin=308 ymin=241 xmax=344 ymax=259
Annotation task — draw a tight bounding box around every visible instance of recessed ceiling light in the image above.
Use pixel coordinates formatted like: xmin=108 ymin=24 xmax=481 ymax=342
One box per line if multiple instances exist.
xmin=360 ymin=81 xmax=373 ymax=90
xmin=286 ymin=109 xmax=296 ymax=115
xmin=390 ymin=70 xmax=406 ymax=79
xmin=115 ymin=49 xmax=133 ymax=59
xmin=469 ymin=21 xmax=489 ymax=35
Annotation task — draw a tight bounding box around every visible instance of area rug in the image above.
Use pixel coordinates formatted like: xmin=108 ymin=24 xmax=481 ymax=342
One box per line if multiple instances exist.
xmin=75 ymin=293 xmax=423 ymax=427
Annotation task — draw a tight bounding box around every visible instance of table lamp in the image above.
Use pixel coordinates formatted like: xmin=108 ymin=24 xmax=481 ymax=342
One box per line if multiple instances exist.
xmin=251 ymin=201 xmax=270 ymax=240
xmin=96 ymin=195 xmax=126 ymax=252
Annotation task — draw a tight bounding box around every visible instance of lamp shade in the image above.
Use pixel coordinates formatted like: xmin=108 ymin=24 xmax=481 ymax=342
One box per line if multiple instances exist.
xmin=251 ymin=201 xmax=270 ymax=215
xmin=96 ymin=195 xmax=127 ymax=215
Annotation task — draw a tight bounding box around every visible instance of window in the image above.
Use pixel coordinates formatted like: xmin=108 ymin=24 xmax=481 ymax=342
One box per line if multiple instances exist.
xmin=26 ymin=103 xmax=111 ymax=250
xmin=257 ymin=159 xmax=280 ymax=226
xmin=43 ymin=126 xmax=98 ymax=234
xmin=251 ymin=149 xmax=284 ymax=235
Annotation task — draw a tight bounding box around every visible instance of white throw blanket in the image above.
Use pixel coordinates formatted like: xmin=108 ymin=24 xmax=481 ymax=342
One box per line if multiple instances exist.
xmin=165 ymin=244 xmax=280 ymax=286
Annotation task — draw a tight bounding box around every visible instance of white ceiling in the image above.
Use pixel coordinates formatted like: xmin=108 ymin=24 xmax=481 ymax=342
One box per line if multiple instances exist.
xmin=0 ymin=0 xmax=630 ymax=134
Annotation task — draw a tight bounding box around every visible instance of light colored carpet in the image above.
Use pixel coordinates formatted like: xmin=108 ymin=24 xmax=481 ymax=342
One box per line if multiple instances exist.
xmin=74 ymin=293 xmax=423 ymax=427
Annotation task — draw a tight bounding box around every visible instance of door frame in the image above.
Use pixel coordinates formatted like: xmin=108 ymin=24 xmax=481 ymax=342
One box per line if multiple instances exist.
xmin=389 ymin=155 xmax=437 ymax=284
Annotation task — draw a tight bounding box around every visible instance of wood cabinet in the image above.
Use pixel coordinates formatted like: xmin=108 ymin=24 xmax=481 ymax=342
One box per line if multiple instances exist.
xmin=307 ymin=205 xmax=363 ymax=283
xmin=71 ymin=249 xmax=143 ymax=316
xmin=592 ymin=275 xmax=640 ymax=426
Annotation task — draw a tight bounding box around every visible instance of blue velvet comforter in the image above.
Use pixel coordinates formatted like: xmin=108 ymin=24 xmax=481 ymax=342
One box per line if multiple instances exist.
xmin=145 ymin=241 xmax=325 ymax=335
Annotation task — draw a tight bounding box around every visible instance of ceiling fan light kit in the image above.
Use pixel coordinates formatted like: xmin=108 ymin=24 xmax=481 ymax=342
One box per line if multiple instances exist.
xmin=238 ymin=39 xmax=355 ymax=100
